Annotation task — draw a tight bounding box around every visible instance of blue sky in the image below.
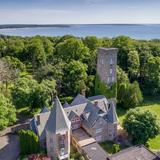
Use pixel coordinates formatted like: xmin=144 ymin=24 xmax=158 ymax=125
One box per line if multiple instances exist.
xmin=0 ymin=0 xmax=160 ymax=24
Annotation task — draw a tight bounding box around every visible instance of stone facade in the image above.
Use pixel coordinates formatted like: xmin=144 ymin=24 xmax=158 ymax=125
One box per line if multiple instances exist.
xmin=97 ymin=48 xmax=118 ymax=86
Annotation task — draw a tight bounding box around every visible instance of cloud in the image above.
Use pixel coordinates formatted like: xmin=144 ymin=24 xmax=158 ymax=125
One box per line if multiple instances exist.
xmin=85 ymin=0 xmax=107 ymax=5
xmin=0 ymin=9 xmax=72 ymax=24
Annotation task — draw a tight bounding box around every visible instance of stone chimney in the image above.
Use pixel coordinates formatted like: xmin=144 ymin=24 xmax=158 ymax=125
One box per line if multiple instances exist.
xmin=81 ymin=89 xmax=86 ymax=97
xmin=37 ymin=114 xmax=40 ymax=125
xmin=94 ymin=101 xmax=98 ymax=106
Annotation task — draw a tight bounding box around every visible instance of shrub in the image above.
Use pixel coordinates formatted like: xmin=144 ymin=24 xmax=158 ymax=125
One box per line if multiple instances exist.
xmin=123 ymin=109 xmax=160 ymax=144
xmin=19 ymin=130 xmax=40 ymax=155
xmin=112 ymin=144 xmax=120 ymax=153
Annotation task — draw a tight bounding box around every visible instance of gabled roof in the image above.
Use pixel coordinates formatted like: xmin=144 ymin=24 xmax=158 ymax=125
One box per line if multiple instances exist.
xmin=40 ymin=107 xmax=50 ymax=113
xmin=63 ymin=101 xmax=71 ymax=108
xmin=71 ymin=94 xmax=88 ymax=106
xmin=46 ymin=97 xmax=71 ymax=133
xmin=33 ymin=112 xmax=50 ymax=140
xmin=106 ymin=101 xmax=118 ymax=123
xmin=83 ymin=102 xmax=104 ymax=128
xmin=88 ymin=95 xmax=106 ymax=101
xmin=84 ymin=102 xmax=96 ymax=113
xmin=68 ymin=110 xmax=79 ymax=120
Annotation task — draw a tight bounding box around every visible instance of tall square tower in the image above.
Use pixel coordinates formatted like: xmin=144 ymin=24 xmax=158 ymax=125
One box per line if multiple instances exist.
xmin=97 ymin=48 xmax=118 ymax=86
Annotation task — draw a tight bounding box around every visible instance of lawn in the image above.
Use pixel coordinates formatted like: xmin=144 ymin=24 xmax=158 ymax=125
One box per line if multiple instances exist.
xmin=116 ymin=96 xmax=160 ymax=151
xmin=100 ymin=141 xmax=115 ymax=154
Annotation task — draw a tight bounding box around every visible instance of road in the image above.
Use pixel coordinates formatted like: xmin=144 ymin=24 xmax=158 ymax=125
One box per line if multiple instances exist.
xmin=0 ymin=134 xmax=20 ymax=160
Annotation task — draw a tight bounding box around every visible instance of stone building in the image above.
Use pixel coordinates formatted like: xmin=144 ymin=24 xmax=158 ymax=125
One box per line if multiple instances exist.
xmin=30 ymin=48 xmax=119 ymax=159
xmin=97 ymin=48 xmax=118 ymax=86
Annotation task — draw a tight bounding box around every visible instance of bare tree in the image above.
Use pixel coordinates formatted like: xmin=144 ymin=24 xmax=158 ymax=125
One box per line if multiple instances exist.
xmin=0 ymin=59 xmax=17 ymax=90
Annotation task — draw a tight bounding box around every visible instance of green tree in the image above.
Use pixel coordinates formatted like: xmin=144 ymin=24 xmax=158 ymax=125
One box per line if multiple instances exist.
xmin=127 ymin=50 xmax=140 ymax=80
xmin=56 ymin=38 xmax=89 ymax=62
xmin=12 ymin=77 xmax=56 ymax=110
xmin=117 ymin=81 xmax=143 ymax=108
xmin=112 ymin=36 xmax=134 ymax=71
xmin=117 ymin=66 xmax=143 ymax=108
xmin=95 ymin=74 xmax=117 ymax=98
xmin=83 ymin=36 xmax=100 ymax=51
xmin=42 ymin=37 xmax=55 ymax=62
xmin=0 ymin=59 xmax=18 ymax=92
xmin=0 ymin=38 xmax=6 ymax=57
xmin=83 ymin=36 xmax=101 ymax=74
xmin=19 ymin=130 xmax=40 ymax=155
xmin=63 ymin=60 xmax=88 ymax=95
xmin=146 ymin=56 xmax=160 ymax=95
xmin=3 ymin=56 xmax=26 ymax=72
xmin=5 ymin=38 xmax=24 ymax=58
xmin=117 ymin=66 xmax=129 ymax=85
xmin=0 ymin=93 xmax=16 ymax=130
xmin=123 ymin=109 xmax=160 ymax=144
xmin=136 ymin=43 xmax=152 ymax=85
xmin=27 ymin=38 xmax=46 ymax=72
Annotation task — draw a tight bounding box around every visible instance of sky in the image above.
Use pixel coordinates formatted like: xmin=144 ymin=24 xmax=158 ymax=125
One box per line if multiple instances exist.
xmin=0 ymin=0 xmax=160 ymax=24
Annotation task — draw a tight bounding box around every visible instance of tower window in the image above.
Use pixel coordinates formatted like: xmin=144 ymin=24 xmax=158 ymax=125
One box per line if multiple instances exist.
xmin=101 ymin=59 xmax=104 ymax=64
xmin=110 ymin=68 xmax=113 ymax=74
xmin=107 ymin=77 xmax=110 ymax=83
xmin=61 ymin=148 xmax=65 ymax=155
xmin=110 ymin=58 xmax=113 ymax=65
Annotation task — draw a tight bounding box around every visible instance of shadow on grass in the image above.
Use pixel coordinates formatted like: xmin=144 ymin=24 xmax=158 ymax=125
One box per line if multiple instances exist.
xmin=100 ymin=141 xmax=129 ymax=155
xmin=141 ymin=96 xmax=160 ymax=106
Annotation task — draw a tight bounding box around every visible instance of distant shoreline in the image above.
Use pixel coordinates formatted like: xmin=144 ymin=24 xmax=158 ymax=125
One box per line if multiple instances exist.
xmin=0 ymin=24 xmax=159 ymax=29
xmin=0 ymin=24 xmax=72 ymax=29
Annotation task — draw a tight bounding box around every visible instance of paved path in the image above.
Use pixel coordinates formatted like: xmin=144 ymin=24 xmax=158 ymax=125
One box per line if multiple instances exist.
xmin=0 ymin=134 xmax=20 ymax=160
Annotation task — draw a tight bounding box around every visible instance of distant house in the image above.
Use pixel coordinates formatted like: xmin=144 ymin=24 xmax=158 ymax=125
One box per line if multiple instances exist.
xmin=109 ymin=145 xmax=160 ymax=160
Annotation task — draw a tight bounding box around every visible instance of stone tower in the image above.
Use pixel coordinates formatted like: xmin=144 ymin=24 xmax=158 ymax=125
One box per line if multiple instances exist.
xmin=46 ymin=97 xmax=71 ymax=160
xmin=97 ymin=48 xmax=118 ymax=86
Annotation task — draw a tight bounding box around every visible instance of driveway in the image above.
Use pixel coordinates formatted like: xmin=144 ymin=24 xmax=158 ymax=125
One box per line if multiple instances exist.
xmin=0 ymin=134 xmax=20 ymax=160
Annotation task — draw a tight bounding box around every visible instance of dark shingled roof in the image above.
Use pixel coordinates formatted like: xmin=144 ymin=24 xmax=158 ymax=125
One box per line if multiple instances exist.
xmin=82 ymin=142 xmax=109 ymax=160
xmin=40 ymin=107 xmax=50 ymax=113
xmin=71 ymin=94 xmax=88 ymax=106
xmin=83 ymin=102 xmax=104 ymax=128
xmin=46 ymin=97 xmax=70 ymax=133
xmin=63 ymin=101 xmax=70 ymax=108
xmin=88 ymin=95 xmax=106 ymax=101
xmin=30 ymin=118 xmax=37 ymax=134
xmin=110 ymin=145 xmax=160 ymax=160
xmin=106 ymin=101 xmax=118 ymax=123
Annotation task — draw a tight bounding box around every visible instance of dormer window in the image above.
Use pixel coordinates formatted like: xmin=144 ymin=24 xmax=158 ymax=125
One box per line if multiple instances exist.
xmin=102 ymin=59 xmax=104 ymax=64
xmin=60 ymin=148 xmax=65 ymax=155
xmin=110 ymin=68 xmax=113 ymax=74
xmin=110 ymin=58 xmax=113 ymax=65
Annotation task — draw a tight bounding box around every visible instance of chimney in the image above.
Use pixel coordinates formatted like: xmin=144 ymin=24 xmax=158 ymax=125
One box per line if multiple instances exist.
xmin=81 ymin=89 xmax=86 ymax=97
xmin=94 ymin=101 xmax=98 ymax=106
xmin=37 ymin=114 xmax=40 ymax=125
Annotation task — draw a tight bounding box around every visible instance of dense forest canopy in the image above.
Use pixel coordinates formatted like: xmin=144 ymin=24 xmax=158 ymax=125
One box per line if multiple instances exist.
xmin=0 ymin=35 xmax=160 ymax=129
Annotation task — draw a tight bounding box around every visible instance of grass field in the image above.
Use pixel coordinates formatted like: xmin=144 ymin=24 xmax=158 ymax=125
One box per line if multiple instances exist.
xmin=117 ymin=96 xmax=160 ymax=151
